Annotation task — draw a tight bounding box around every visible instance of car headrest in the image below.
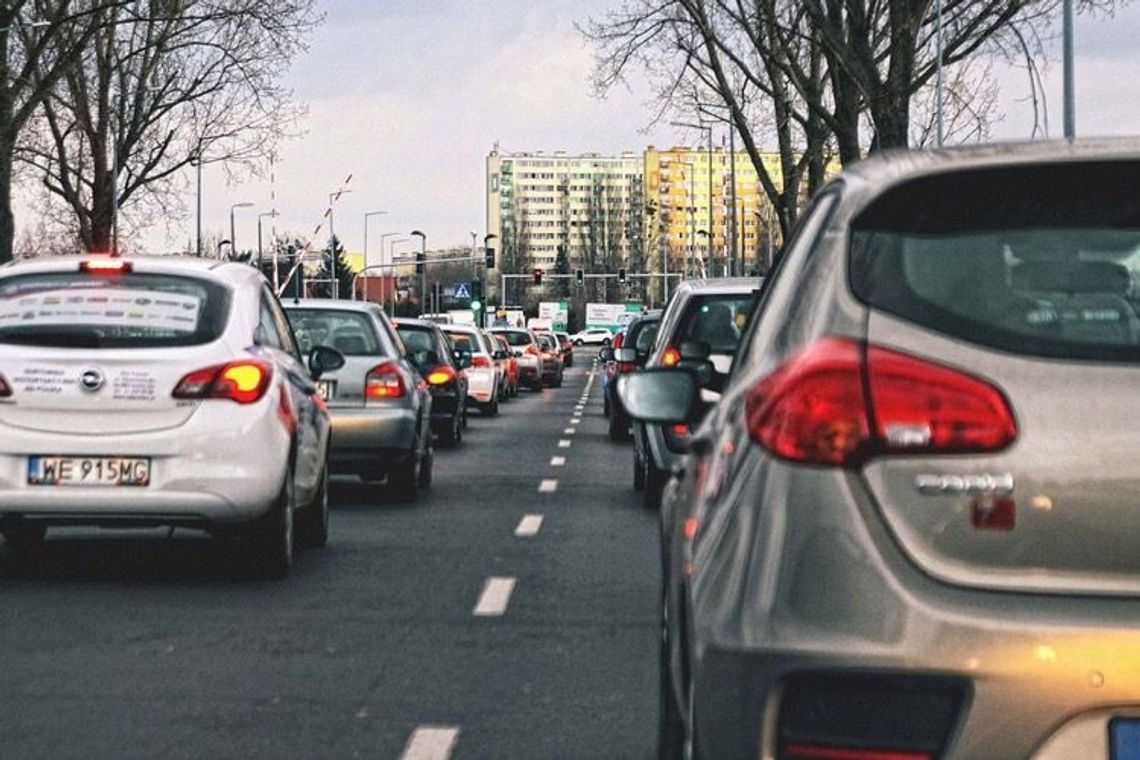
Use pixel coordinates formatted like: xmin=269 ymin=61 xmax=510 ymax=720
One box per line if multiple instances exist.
xmin=1070 ymin=261 xmax=1131 ymax=295
xmin=333 ymin=334 xmax=368 ymax=354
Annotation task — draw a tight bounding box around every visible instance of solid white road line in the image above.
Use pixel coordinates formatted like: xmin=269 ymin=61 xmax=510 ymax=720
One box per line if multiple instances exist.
xmin=558 ymin=439 xmax=572 ymax=448
xmin=399 ymin=726 xmax=460 ymax=760
xmin=515 ymin=514 xmax=544 ymax=537
xmin=474 ymin=577 xmax=517 ymax=617
xmin=538 ymin=479 xmax=559 ymax=493
xmin=550 ymin=456 xmax=566 ymax=466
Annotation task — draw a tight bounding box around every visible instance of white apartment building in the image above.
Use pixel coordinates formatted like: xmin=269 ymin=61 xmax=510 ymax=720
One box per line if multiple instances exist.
xmin=486 ymin=149 xmax=645 ymax=275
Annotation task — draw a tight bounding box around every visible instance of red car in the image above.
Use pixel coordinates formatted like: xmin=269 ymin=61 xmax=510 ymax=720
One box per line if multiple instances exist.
xmin=492 ymin=333 xmax=519 ymax=398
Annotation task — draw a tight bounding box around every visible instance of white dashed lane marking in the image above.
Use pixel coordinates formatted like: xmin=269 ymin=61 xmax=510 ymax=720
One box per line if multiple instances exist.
xmin=538 ymin=479 xmax=558 ymax=493
xmin=570 ymin=419 xmax=580 ymax=425
xmin=558 ymin=439 xmax=572 ymax=448
xmin=550 ymin=456 xmax=566 ymax=466
xmin=515 ymin=514 xmax=544 ymax=537
xmin=399 ymin=726 xmax=459 ymax=760
xmin=563 ymin=428 xmax=575 ymax=435
xmin=474 ymin=577 xmax=516 ymax=617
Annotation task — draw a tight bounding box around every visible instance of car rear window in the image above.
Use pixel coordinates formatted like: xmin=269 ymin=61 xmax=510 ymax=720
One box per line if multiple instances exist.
xmin=0 ymin=271 xmax=230 ymax=348
xmin=444 ymin=331 xmax=482 ymax=355
xmin=630 ymin=320 xmax=660 ymax=353
xmin=676 ymin=294 xmax=755 ymax=354
xmin=286 ymin=309 xmax=382 ymax=355
xmin=494 ymin=330 xmax=532 ymax=346
xmin=395 ymin=324 xmax=446 ymax=365
xmin=849 ymin=161 xmax=1140 ymax=362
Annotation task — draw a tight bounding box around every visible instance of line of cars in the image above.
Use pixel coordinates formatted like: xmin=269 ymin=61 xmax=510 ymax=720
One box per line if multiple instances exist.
xmin=0 ymin=255 xmax=575 ymax=579
xmin=615 ymin=141 xmax=1140 ymax=759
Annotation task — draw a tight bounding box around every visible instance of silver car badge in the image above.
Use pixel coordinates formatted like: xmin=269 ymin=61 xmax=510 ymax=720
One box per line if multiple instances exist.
xmin=80 ymin=368 xmax=105 ymax=393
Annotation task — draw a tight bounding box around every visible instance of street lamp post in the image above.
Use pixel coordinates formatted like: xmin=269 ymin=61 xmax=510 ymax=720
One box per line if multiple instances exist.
xmin=229 ymin=202 xmax=254 ymax=260
xmin=363 ymin=210 xmax=388 ymax=301
xmin=383 ymin=236 xmax=409 ymax=312
xmin=673 ymin=121 xmax=715 ymax=276
xmin=257 ymin=211 xmax=278 ymax=272
xmin=327 ymin=189 xmax=354 ymax=299
xmin=410 ymin=231 xmax=427 ymax=314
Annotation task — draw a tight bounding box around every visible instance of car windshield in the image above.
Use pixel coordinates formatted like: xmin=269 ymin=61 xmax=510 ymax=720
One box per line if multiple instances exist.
xmin=286 ymin=308 xmax=382 ymax=355
xmin=0 ymin=271 xmax=230 ymax=348
xmin=494 ymin=330 xmax=532 ymax=346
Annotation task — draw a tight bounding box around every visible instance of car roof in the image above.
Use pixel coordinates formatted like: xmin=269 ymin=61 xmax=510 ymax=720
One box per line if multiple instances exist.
xmin=283 ymin=298 xmax=378 ymax=313
xmin=672 ymin=277 xmax=763 ymax=296
xmin=0 ymin=254 xmax=261 ymax=288
xmin=832 ymin=138 xmax=1140 ymax=215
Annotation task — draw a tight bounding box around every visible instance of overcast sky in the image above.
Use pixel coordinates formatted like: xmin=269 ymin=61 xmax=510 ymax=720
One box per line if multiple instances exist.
xmin=25 ymin=0 xmax=1140 ymax=259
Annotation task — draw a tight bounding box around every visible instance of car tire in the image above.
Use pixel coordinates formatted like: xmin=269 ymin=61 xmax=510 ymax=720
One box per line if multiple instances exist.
xmin=510 ymin=381 xmax=519 ymax=398
xmin=554 ymin=373 xmax=563 ymax=388
xmin=417 ymin=439 xmax=434 ymax=489
xmin=643 ymin=451 xmax=667 ymax=509
xmin=484 ymin=397 xmax=499 ymax=417
xmin=633 ymin=447 xmax=646 ymax=491
xmin=658 ymin=593 xmax=685 ymax=760
xmin=1 ymin=521 xmax=47 ymax=551
xmin=247 ymin=469 xmax=295 ymax=580
xmin=296 ymin=462 xmax=329 ymax=549
xmin=574 ymin=339 xmax=583 ymax=346
xmin=609 ymin=409 xmax=629 ymax=441
xmin=602 ymin=337 xmax=611 ymax=346
xmin=603 ymin=392 xmax=611 ymax=417
xmin=389 ymin=452 xmax=418 ymax=504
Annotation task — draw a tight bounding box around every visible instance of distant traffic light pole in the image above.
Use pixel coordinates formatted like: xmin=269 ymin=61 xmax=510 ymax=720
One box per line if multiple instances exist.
xmin=500 ymin=271 xmax=681 ymax=304
xmin=410 ymin=230 xmax=426 ymax=311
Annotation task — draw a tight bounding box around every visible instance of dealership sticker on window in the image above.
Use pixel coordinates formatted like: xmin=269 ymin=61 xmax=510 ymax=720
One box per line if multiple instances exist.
xmin=0 ymin=288 xmax=202 ymax=332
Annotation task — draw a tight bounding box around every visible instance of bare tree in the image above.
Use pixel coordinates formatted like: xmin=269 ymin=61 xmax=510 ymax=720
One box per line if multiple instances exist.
xmin=0 ymin=0 xmax=129 ymax=263
xmin=20 ymin=0 xmax=318 ymax=253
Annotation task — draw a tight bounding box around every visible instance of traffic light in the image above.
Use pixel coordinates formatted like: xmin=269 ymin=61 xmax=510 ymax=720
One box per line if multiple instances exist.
xmin=575 ymin=268 xmax=584 ymax=286
xmin=415 ymin=251 xmax=426 ymax=275
xmin=533 ymin=268 xmax=543 ymax=285
xmin=618 ymin=268 xmax=627 ymax=284
xmin=484 ymin=247 xmax=495 ymax=269
xmin=470 ymin=280 xmax=483 ymax=312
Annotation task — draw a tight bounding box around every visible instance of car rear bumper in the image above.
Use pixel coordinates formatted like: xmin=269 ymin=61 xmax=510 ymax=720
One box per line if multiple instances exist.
xmin=685 ymin=460 xmax=1140 ymax=760
xmin=326 ymin=406 xmax=418 ymax=474
xmin=0 ymin=403 xmax=289 ymax=524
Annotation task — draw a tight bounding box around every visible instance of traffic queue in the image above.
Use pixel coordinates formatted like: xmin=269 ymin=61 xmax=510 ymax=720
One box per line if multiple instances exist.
xmin=0 ymin=254 xmax=573 ymax=578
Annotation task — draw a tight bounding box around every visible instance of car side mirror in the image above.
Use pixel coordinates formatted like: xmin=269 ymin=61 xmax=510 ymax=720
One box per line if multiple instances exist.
xmin=308 ymin=345 xmax=345 ymax=380
xmin=454 ymin=350 xmax=473 ymax=369
xmin=598 ymin=347 xmax=614 ymax=362
xmin=512 ymin=349 xmax=523 ymax=357
xmin=617 ymin=369 xmax=698 ymax=423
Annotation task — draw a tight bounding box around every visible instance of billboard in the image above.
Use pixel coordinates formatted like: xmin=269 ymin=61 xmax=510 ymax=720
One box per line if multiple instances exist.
xmin=586 ymin=303 xmax=642 ymax=331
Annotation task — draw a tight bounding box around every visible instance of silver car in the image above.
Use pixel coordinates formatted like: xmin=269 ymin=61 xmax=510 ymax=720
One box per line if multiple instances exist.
xmin=632 ymin=277 xmax=760 ymax=507
xmin=285 ymin=299 xmax=432 ymax=502
xmin=622 ymin=140 xmax=1140 ymax=759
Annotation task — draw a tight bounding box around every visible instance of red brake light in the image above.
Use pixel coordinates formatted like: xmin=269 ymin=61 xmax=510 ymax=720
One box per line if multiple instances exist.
xmin=662 ymin=346 xmax=681 ymax=367
xmin=426 ymin=366 xmax=457 ymax=386
xmin=80 ymin=257 xmax=132 ymax=274
xmin=471 ymin=355 xmax=491 ymax=368
xmin=0 ymin=373 xmax=10 ymax=397
xmin=526 ymin=344 xmax=539 ymax=356
xmin=745 ymin=337 xmax=1016 ymax=467
xmin=173 ymin=360 xmax=272 ymax=404
xmin=365 ymin=362 xmax=406 ymax=399
xmin=613 ymin=334 xmax=624 ymax=348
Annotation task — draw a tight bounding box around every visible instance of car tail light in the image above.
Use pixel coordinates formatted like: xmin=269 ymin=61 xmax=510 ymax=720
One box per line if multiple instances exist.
xmin=365 ymin=362 xmax=406 ymax=399
xmin=471 ymin=355 xmax=491 ymax=368
xmin=173 ymin=360 xmax=272 ymax=404
xmin=661 ymin=346 xmax=681 ymax=367
xmin=617 ymin=359 xmax=636 ymax=373
xmin=745 ymin=337 xmax=1016 ymax=467
xmin=426 ymin=366 xmax=457 ymax=386
xmin=613 ymin=333 xmax=624 ymax=348
xmin=0 ymin=373 xmax=10 ymax=397
xmin=80 ymin=257 xmax=132 ymax=274
xmin=526 ymin=344 xmax=539 ymax=356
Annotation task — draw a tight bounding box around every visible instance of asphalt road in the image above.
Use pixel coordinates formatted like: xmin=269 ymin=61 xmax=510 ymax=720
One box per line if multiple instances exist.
xmin=0 ymin=359 xmax=659 ymax=760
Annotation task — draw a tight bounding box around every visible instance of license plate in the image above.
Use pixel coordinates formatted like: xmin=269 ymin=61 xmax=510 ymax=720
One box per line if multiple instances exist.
xmin=27 ymin=456 xmax=151 ymax=487
xmin=316 ymin=380 xmax=334 ymax=400
xmin=1111 ymin=718 xmax=1140 ymax=760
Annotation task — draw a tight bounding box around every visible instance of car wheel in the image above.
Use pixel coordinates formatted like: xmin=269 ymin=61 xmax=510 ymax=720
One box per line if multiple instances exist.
xmin=389 ymin=452 xmax=418 ymax=504
xmin=417 ymin=438 xmax=434 ymax=489
xmin=633 ymin=447 xmax=646 ymax=491
xmin=602 ymin=337 xmax=611 ymax=346
xmin=643 ymin=451 xmax=667 ymax=509
xmin=296 ymin=461 xmax=329 ymax=549
xmin=511 ymin=380 xmax=519 ymax=398
xmin=247 ymin=469 xmax=295 ymax=579
xmin=574 ymin=339 xmax=583 ymax=346
xmin=609 ymin=409 xmax=628 ymax=441
xmin=658 ymin=591 xmax=685 ymax=760
xmin=1 ymin=521 xmax=47 ymax=551
xmin=485 ymin=397 xmax=499 ymax=417
xmin=603 ymin=392 xmax=611 ymax=417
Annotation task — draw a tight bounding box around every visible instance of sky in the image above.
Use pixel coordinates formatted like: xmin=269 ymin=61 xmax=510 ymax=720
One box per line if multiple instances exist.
xmin=17 ymin=0 xmax=1140 ymax=261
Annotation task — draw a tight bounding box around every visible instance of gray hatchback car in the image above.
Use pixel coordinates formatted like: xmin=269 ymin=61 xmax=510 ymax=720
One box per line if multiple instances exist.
xmin=622 ymin=140 xmax=1140 ymax=760
xmin=285 ymin=300 xmax=432 ymax=502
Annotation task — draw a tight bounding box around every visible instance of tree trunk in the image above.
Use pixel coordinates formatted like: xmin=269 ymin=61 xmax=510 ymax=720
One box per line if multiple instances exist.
xmin=869 ymin=89 xmax=912 ymax=151
xmin=0 ymin=133 xmax=13 ymax=264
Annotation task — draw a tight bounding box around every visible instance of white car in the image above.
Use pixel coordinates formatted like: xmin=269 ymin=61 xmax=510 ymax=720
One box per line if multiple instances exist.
xmin=569 ymin=327 xmax=613 ymax=346
xmin=441 ymin=324 xmax=501 ymax=415
xmin=0 ymin=254 xmax=342 ymax=578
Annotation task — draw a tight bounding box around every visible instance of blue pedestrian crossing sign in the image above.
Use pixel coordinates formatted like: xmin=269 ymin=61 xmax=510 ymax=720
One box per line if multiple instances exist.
xmin=454 ymin=282 xmax=471 ymax=299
